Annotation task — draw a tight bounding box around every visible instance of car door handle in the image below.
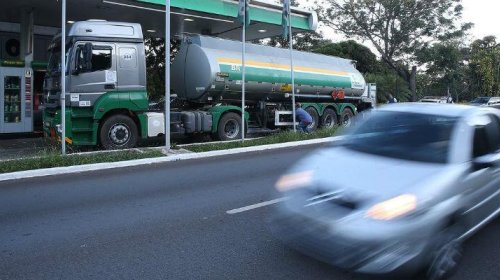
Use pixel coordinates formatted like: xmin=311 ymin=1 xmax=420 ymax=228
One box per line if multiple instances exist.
xmin=104 ymin=84 xmax=116 ymax=90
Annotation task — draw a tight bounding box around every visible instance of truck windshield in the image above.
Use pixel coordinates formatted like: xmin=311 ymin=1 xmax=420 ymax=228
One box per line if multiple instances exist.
xmin=341 ymin=111 xmax=458 ymax=163
xmin=47 ymin=41 xmax=72 ymax=76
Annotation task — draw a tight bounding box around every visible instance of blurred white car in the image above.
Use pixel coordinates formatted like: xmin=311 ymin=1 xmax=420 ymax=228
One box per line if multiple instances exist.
xmin=270 ymin=104 xmax=500 ymax=280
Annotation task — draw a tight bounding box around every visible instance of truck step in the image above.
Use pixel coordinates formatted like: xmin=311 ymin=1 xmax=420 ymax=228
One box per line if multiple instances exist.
xmin=72 ymin=141 xmax=95 ymax=146
xmin=71 ymin=113 xmax=94 ymax=118
xmin=71 ymin=128 xmax=94 ymax=133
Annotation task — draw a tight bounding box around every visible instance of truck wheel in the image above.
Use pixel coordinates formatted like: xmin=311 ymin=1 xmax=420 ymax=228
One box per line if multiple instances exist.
xmin=99 ymin=115 xmax=138 ymax=150
xmin=320 ymin=108 xmax=337 ymax=129
xmin=340 ymin=108 xmax=354 ymax=127
xmin=305 ymin=107 xmax=319 ymax=131
xmin=217 ymin=112 xmax=243 ymax=141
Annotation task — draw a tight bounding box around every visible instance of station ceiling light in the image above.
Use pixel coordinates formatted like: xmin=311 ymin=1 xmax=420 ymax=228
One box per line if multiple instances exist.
xmin=184 ymin=18 xmax=194 ymax=22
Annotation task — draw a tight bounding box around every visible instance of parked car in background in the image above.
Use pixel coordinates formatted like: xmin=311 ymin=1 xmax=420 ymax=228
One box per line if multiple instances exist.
xmin=470 ymin=96 xmax=500 ymax=109
xmin=419 ymin=96 xmax=449 ymax=103
xmin=270 ymin=103 xmax=500 ymax=280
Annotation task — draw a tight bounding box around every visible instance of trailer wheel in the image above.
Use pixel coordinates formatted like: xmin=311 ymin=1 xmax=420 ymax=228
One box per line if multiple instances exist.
xmin=320 ymin=108 xmax=337 ymax=129
xmin=217 ymin=112 xmax=243 ymax=141
xmin=340 ymin=108 xmax=354 ymax=128
xmin=305 ymin=107 xmax=319 ymax=131
xmin=99 ymin=114 xmax=138 ymax=150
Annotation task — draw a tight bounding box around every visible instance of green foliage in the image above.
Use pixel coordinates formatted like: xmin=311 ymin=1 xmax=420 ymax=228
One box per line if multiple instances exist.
xmin=0 ymin=150 xmax=164 ymax=174
xmin=145 ymin=37 xmax=180 ymax=101
xmin=415 ymin=41 xmax=468 ymax=100
xmin=255 ymin=31 xmax=328 ymax=51
xmin=364 ymin=72 xmax=411 ymax=103
xmin=321 ymin=0 xmax=471 ymax=95
xmin=467 ymin=36 xmax=500 ymax=97
xmin=313 ymin=40 xmax=379 ymax=73
xmin=186 ymin=128 xmax=337 ymax=153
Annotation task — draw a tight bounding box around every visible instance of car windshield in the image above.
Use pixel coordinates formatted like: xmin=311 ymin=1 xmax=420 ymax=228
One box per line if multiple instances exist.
xmin=470 ymin=97 xmax=489 ymax=104
xmin=341 ymin=111 xmax=459 ymax=163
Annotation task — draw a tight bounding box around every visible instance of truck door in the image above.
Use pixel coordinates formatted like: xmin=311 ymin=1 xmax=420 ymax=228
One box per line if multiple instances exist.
xmin=69 ymin=42 xmax=117 ymax=107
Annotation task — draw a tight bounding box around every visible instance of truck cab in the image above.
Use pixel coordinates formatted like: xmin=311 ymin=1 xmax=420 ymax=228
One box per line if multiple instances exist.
xmin=44 ymin=20 xmax=152 ymax=148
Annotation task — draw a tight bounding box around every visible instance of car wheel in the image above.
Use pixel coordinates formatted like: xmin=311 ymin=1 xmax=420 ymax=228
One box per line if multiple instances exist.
xmin=305 ymin=107 xmax=319 ymax=131
xmin=426 ymin=225 xmax=463 ymax=280
xmin=99 ymin=114 xmax=139 ymax=150
xmin=340 ymin=107 xmax=354 ymax=127
xmin=320 ymin=108 xmax=337 ymax=129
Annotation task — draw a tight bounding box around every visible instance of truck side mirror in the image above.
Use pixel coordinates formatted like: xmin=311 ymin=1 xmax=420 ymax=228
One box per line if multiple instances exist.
xmin=73 ymin=43 xmax=93 ymax=75
xmin=84 ymin=43 xmax=93 ymax=65
xmin=72 ymin=46 xmax=83 ymax=75
xmin=81 ymin=43 xmax=93 ymax=72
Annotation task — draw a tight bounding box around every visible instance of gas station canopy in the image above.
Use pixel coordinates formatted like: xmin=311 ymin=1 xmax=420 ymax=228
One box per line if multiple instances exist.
xmin=0 ymin=0 xmax=318 ymax=40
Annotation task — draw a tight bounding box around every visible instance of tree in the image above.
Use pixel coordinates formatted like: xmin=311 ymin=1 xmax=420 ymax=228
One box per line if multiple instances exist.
xmin=257 ymin=31 xmax=327 ymax=51
xmin=364 ymin=71 xmax=411 ymax=103
xmin=144 ymin=37 xmax=181 ymax=100
xmin=467 ymin=36 xmax=500 ymax=97
xmin=321 ymin=0 xmax=472 ymax=100
xmin=416 ymin=41 xmax=468 ymax=101
xmin=313 ymin=40 xmax=379 ymax=73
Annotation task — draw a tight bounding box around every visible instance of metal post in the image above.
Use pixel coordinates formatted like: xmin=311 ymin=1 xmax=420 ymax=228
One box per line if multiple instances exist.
xmin=241 ymin=12 xmax=246 ymax=141
xmin=61 ymin=0 xmax=66 ymax=155
xmin=165 ymin=0 xmax=171 ymax=151
xmin=288 ymin=3 xmax=296 ymax=132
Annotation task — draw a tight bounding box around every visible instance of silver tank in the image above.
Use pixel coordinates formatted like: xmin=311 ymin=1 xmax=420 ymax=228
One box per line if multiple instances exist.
xmin=171 ymin=35 xmax=366 ymax=104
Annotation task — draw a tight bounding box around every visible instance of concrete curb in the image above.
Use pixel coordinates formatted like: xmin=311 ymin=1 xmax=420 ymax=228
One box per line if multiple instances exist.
xmin=0 ymin=136 xmax=339 ymax=182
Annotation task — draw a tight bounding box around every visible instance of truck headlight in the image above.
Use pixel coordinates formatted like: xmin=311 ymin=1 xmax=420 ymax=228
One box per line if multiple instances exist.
xmin=365 ymin=194 xmax=417 ymax=220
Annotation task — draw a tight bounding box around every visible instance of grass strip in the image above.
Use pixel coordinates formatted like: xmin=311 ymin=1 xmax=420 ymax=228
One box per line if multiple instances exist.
xmin=186 ymin=128 xmax=338 ymax=153
xmin=0 ymin=149 xmax=164 ymax=174
xmin=1 ymin=128 xmax=338 ymax=174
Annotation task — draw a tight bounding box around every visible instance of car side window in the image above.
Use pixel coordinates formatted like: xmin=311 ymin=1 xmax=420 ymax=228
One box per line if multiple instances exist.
xmin=485 ymin=115 xmax=500 ymax=150
xmin=472 ymin=115 xmax=500 ymax=158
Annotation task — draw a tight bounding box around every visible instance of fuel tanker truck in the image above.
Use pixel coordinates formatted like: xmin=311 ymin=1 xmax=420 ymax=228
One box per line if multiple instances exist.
xmin=43 ymin=20 xmax=376 ymax=149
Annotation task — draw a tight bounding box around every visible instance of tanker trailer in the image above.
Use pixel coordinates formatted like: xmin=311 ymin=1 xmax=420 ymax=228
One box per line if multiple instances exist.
xmin=171 ymin=35 xmax=376 ymax=139
xmin=43 ymin=20 xmax=375 ymax=149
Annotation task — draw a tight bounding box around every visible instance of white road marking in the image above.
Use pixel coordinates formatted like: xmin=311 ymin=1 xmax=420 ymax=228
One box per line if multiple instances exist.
xmin=226 ymin=197 xmax=288 ymax=214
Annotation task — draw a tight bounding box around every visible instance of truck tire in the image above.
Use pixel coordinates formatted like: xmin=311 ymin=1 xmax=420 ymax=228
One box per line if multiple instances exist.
xmin=99 ymin=114 xmax=139 ymax=150
xmin=320 ymin=108 xmax=337 ymax=129
xmin=217 ymin=112 xmax=243 ymax=141
xmin=340 ymin=108 xmax=354 ymax=128
xmin=305 ymin=107 xmax=319 ymax=131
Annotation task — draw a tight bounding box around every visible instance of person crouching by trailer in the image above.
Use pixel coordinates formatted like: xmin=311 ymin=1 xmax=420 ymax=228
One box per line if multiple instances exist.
xmin=295 ymin=103 xmax=313 ymax=133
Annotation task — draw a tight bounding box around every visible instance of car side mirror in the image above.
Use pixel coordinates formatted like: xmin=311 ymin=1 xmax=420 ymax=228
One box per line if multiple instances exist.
xmin=472 ymin=153 xmax=500 ymax=171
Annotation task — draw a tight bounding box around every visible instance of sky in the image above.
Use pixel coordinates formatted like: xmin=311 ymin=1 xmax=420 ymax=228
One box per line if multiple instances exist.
xmin=296 ymin=0 xmax=500 ymax=42
xmin=461 ymin=0 xmax=500 ymax=40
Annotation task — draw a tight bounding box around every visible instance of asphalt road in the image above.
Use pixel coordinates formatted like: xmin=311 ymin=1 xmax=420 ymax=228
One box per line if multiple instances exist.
xmin=0 ymin=145 xmax=499 ymax=280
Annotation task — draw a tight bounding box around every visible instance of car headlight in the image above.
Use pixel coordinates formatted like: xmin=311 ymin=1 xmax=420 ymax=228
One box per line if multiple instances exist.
xmin=275 ymin=171 xmax=314 ymax=192
xmin=365 ymin=194 xmax=417 ymax=220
